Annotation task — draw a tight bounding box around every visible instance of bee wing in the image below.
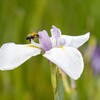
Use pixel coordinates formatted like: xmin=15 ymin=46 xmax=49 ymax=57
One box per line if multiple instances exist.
xmin=0 ymin=43 xmax=41 ymax=70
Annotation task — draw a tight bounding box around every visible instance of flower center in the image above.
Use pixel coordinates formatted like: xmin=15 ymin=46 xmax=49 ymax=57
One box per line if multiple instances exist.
xmin=57 ymin=37 xmax=66 ymax=47
xmin=29 ymin=28 xmax=66 ymax=52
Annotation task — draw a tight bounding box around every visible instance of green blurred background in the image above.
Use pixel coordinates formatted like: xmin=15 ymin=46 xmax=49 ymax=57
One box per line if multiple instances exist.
xmin=0 ymin=0 xmax=100 ymax=100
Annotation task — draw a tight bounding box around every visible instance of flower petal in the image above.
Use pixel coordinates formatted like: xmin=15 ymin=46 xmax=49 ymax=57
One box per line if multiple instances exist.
xmin=62 ymin=32 xmax=90 ymax=48
xmin=0 ymin=43 xmax=41 ymax=70
xmin=38 ymin=30 xmax=52 ymax=51
xmin=43 ymin=46 xmax=84 ymax=80
xmin=50 ymin=25 xmax=61 ymax=39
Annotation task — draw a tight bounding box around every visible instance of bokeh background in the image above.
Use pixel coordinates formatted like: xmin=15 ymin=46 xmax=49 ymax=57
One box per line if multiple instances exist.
xmin=0 ymin=0 xmax=100 ymax=100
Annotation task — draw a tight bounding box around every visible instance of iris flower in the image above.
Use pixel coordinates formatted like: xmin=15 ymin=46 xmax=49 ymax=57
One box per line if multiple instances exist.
xmin=0 ymin=26 xmax=90 ymax=80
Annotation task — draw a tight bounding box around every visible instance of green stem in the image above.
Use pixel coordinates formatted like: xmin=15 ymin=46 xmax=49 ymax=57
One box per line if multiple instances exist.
xmin=60 ymin=70 xmax=71 ymax=94
xmin=50 ymin=61 xmax=77 ymax=100
xmin=50 ymin=62 xmax=64 ymax=100
xmin=56 ymin=68 xmax=64 ymax=100
xmin=50 ymin=63 xmax=57 ymax=96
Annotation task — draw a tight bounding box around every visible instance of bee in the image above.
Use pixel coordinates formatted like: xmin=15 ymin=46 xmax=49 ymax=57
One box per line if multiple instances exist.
xmin=26 ymin=32 xmax=39 ymax=42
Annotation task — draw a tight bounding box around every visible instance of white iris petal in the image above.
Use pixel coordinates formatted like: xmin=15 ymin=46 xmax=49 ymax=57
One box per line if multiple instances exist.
xmin=43 ymin=46 xmax=84 ymax=80
xmin=62 ymin=32 xmax=90 ymax=48
xmin=0 ymin=43 xmax=41 ymax=70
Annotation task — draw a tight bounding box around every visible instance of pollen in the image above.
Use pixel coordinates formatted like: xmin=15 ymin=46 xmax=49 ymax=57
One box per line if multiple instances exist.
xmin=59 ymin=46 xmax=64 ymax=49
xmin=26 ymin=44 xmax=40 ymax=49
